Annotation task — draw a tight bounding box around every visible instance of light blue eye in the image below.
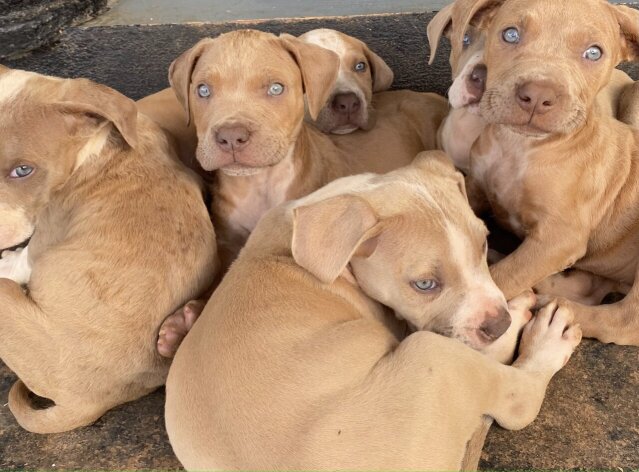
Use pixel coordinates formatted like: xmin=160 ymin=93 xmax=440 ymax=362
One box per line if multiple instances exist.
xmin=197 ymin=84 xmax=211 ymax=98
xmin=502 ymin=27 xmax=520 ymax=44
xmin=412 ymin=279 xmax=439 ymax=292
xmin=354 ymin=61 xmax=367 ymax=72
xmin=463 ymin=33 xmax=472 ymax=47
xmin=583 ymin=46 xmax=602 ymax=61
xmin=268 ymin=82 xmax=285 ymax=96
xmin=10 ymin=165 xmax=34 ymax=178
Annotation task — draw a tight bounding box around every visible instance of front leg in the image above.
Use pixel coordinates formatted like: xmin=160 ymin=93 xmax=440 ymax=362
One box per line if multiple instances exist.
xmin=0 ymin=245 xmax=31 ymax=285
xmin=490 ymin=223 xmax=589 ymax=300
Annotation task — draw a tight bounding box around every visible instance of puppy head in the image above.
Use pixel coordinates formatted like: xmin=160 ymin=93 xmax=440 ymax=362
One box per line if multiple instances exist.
xmin=299 ymin=29 xmax=394 ymax=134
xmin=0 ymin=67 xmax=138 ymax=250
xmin=291 ymin=151 xmax=511 ymax=350
xmin=427 ymin=0 xmax=487 ymax=110
xmin=456 ymin=0 xmax=639 ymax=137
xmin=169 ymin=30 xmax=339 ymax=175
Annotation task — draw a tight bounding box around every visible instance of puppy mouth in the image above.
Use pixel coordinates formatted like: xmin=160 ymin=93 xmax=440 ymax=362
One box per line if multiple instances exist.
xmin=1 ymin=234 xmax=32 ymax=255
xmin=220 ymin=164 xmax=264 ymax=177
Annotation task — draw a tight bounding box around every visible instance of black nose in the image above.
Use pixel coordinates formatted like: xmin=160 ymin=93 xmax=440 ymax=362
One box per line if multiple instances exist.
xmin=331 ymin=93 xmax=361 ymax=115
xmin=215 ymin=126 xmax=250 ymax=152
xmin=479 ymin=306 xmax=511 ymax=341
xmin=467 ymin=64 xmax=487 ymax=101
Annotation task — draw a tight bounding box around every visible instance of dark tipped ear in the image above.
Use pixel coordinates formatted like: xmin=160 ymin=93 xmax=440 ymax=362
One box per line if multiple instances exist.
xmin=427 ymin=3 xmax=454 ymax=65
xmin=611 ymin=5 xmax=639 ymax=63
xmin=279 ymin=33 xmax=340 ymax=121
xmin=362 ymin=43 xmax=394 ymax=92
xmin=453 ymin=0 xmax=505 ymax=53
xmin=169 ymin=38 xmax=214 ymax=126
xmin=292 ymin=194 xmax=379 ymax=284
xmin=57 ymin=78 xmax=138 ymax=149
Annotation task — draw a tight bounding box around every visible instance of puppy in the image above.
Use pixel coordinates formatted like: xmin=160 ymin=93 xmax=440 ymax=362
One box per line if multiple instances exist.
xmin=0 ymin=67 xmax=218 ymax=433
xmin=457 ymin=0 xmax=639 ymax=345
xmin=301 ymin=28 xmax=449 ymax=174
xmin=165 ymin=152 xmax=581 ymax=470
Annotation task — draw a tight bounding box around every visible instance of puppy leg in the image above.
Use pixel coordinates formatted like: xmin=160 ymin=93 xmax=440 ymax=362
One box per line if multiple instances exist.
xmin=0 ymin=245 xmax=31 ymax=285
xmin=157 ymin=299 xmax=206 ymax=358
xmin=534 ymin=269 xmax=629 ymax=306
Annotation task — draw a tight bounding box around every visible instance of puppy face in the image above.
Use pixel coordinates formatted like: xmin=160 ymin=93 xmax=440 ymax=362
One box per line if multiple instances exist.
xmin=0 ymin=67 xmax=138 ymax=250
xmin=465 ymin=0 xmax=639 ymax=136
xmin=292 ymin=151 xmax=511 ymax=350
xmin=169 ymin=30 xmax=339 ymax=175
xmin=299 ymin=29 xmax=394 ymax=134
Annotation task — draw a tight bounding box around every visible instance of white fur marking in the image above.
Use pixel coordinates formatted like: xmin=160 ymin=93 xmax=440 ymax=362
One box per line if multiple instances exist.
xmin=0 ymin=245 xmax=31 ymax=285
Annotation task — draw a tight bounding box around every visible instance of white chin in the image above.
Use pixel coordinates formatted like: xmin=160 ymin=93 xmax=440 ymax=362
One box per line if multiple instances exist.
xmin=331 ymin=126 xmax=359 ymax=135
xmin=221 ymin=165 xmax=264 ymax=177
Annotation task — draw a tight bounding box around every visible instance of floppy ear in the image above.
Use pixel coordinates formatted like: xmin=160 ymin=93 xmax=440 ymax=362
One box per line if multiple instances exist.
xmin=169 ymin=38 xmax=214 ymax=126
xmin=362 ymin=44 xmax=394 ymax=92
xmin=427 ymin=3 xmax=453 ymax=65
xmin=292 ymin=194 xmax=379 ymax=284
xmin=56 ymin=78 xmax=138 ymax=149
xmin=0 ymin=64 xmax=10 ymax=74
xmin=453 ymin=0 xmax=505 ymax=53
xmin=611 ymin=5 xmax=639 ymax=63
xmin=280 ymin=33 xmax=340 ymax=121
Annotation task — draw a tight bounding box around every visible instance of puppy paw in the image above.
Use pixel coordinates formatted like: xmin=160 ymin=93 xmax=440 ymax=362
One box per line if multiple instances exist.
xmin=515 ymin=300 xmax=582 ymax=375
xmin=157 ymin=299 xmax=205 ymax=358
xmin=482 ymin=291 xmax=535 ymax=364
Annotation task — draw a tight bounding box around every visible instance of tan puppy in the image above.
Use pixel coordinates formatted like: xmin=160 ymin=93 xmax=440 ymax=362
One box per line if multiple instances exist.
xmin=165 ymin=152 xmax=581 ymax=470
xmin=456 ymin=0 xmax=639 ymax=345
xmin=0 ymin=67 xmax=218 ymax=433
xmin=301 ymin=29 xmax=448 ymax=174
xmin=428 ymin=0 xmax=635 ymax=309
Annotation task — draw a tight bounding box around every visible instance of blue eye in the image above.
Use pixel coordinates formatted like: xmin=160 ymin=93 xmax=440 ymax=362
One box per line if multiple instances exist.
xmin=197 ymin=84 xmax=211 ymax=98
xmin=583 ymin=46 xmax=602 ymax=61
xmin=412 ymin=279 xmax=439 ymax=292
xmin=463 ymin=33 xmax=472 ymax=47
xmin=354 ymin=61 xmax=367 ymax=72
xmin=502 ymin=27 xmax=520 ymax=44
xmin=9 ymin=165 xmax=34 ymax=179
xmin=268 ymin=82 xmax=285 ymax=96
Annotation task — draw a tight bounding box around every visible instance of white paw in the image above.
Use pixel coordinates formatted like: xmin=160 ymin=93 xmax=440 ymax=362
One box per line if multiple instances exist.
xmin=482 ymin=291 xmax=535 ymax=364
xmin=516 ymin=301 xmax=582 ymax=375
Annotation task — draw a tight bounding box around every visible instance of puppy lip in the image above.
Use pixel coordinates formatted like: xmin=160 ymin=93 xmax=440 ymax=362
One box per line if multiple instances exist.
xmin=0 ymin=234 xmax=32 ymax=254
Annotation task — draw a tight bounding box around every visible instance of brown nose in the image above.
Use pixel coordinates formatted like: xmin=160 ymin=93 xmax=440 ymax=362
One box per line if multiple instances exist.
xmin=332 ymin=93 xmax=361 ymax=115
xmin=215 ymin=126 xmax=250 ymax=152
xmin=478 ymin=306 xmax=511 ymax=341
xmin=516 ymin=81 xmax=558 ymax=115
xmin=467 ymin=64 xmax=487 ymax=102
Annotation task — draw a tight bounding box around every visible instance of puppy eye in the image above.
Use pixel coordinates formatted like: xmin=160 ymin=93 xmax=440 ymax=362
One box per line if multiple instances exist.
xmin=411 ymin=279 xmax=439 ymax=293
xmin=502 ymin=27 xmax=520 ymax=44
xmin=354 ymin=61 xmax=367 ymax=72
xmin=463 ymin=33 xmax=472 ymax=47
xmin=268 ymin=82 xmax=285 ymax=96
xmin=197 ymin=84 xmax=211 ymax=98
xmin=583 ymin=46 xmax=602 ymax=61
xmin=9 ymin=165 xmax=34 ymax=179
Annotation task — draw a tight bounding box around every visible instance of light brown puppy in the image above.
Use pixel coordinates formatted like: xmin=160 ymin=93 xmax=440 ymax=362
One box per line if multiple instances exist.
xmin=457 ymin=0 xmax=639 ymax=345
xmin=0 ymin=67 xmax=218 ymax=433
xmin=165 ymin=153 xmax=581 ymax=471
xmin=428 ymin=0 xmax=633 ymax=307
xmin=301 ymin=29 xmax=448 ymax=174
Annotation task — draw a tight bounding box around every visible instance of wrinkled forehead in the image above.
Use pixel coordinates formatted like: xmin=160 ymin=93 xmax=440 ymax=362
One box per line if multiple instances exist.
xmin=192 ymin=33 xmax=301 ymax=82
xmin=301 ymin=29 xmax=364 ymax=59
xmin=491 ymin=0 xmax=619 ymax=44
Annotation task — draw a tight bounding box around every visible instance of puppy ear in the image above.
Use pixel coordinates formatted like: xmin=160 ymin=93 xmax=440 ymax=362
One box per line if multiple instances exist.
xmin=454 ymin=0 xmax=505 ymax=54
xmin=0 ymin=64 xmax=10 ymax=75
xmin=169 ymin=38 xmax=214 ymax=126
xmin=611 ymin=5 xmax=639 ymax=62
xmin=362 ymin=44 xmax=394 ymax=92
xmin=56 ymin=78 xmax=138 ymax=149
xmin=280 ymin=33 xmax=340 ymax=121
xmin=292 ymin=194 xmax=379 ymax=284
xmin=427 ymin=3 xmax=454 ymax=65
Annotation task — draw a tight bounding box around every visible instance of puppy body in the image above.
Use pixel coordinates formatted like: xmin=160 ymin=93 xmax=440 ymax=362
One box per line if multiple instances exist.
xmin=0 ymin=68 xmax=218 ymax=433
xmin=165 ymin=154 xmax=581 ymax=470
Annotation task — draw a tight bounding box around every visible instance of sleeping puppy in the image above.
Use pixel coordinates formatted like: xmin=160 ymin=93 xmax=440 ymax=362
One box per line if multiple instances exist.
xmin=165 ymin=152 xmax=581 ymax=470
xmin=0 ymin=67 xmax=218 ymax=433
